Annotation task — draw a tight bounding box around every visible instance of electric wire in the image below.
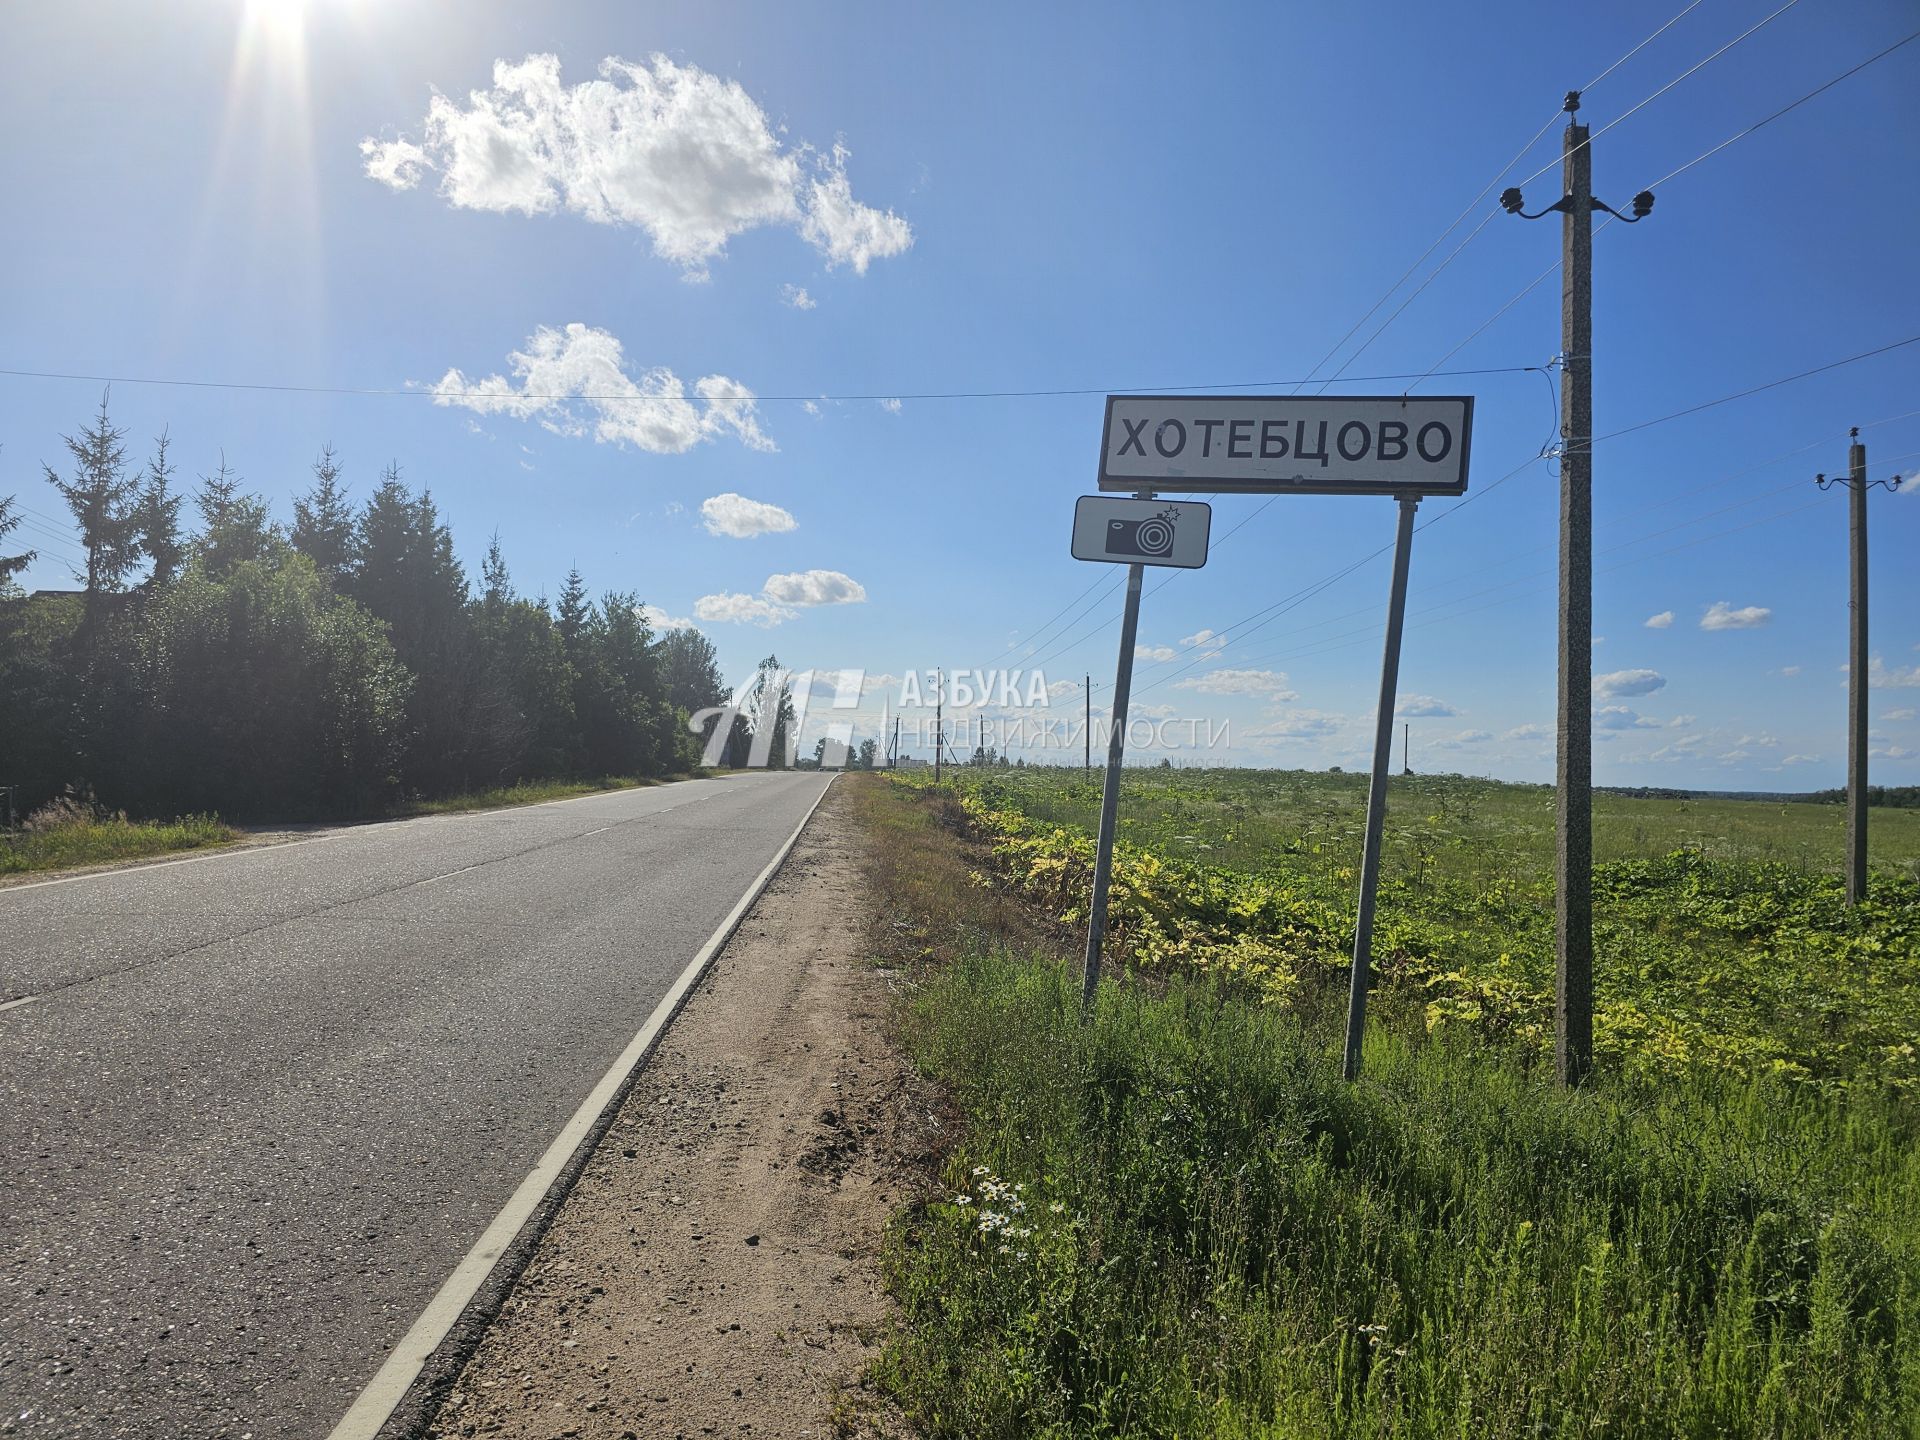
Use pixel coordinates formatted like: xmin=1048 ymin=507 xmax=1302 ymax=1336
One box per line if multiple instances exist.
xmin=0 ymin=363 xmax=1546 ymax=408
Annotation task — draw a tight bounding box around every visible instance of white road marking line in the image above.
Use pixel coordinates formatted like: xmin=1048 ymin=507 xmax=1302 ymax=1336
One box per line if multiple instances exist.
xmin=0 ymin=836 xmax=344 ymax=896
xmin=0 ymin=775 xmax=753 ymax=898
xmin=579 ymin=825 xmax=613 ymax=837
xmin=324 ymin=773 xmax=836 ymax=1440
xmin=0 ymin=996 xmax=40 ymax=1013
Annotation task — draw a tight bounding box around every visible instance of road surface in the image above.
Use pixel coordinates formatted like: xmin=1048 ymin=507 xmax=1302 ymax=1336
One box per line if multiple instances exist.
xmin=0 ymin=771 xmax=834 ymax=1439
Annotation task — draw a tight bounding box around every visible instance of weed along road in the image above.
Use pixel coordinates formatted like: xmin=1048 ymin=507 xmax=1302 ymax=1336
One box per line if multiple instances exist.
xmin=0 ymin=770 xmax=834 ymax=1440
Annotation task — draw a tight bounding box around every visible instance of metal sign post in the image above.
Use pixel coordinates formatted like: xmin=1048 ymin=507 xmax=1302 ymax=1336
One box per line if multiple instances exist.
xmin=1342 ymin=495 xmax=1419 ymax=1080
xmin=1070 ymin=491 xmax=1210 ymax=1012
xmin=1079 ymin=393 xmax=1474 ymax=1069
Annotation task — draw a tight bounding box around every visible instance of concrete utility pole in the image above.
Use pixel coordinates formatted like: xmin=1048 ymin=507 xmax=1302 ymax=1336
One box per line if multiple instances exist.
xmin=1085 ymin=675 xmax=1092 ymax=770
xmin=1557 ymin=110 xmax=1596 ymax=1088
xmin=1501 ymin=92 xmax=1653 ymax=1087
xmin=1819 ymin=430 xmax=1905 ymax=905
xmin=934 ymin=668 xmax=943 ymax=784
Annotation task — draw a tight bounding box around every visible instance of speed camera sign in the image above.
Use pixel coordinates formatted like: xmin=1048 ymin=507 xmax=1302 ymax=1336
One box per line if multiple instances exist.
xmin=1070 ymin=495 xmax=1211 ymax=569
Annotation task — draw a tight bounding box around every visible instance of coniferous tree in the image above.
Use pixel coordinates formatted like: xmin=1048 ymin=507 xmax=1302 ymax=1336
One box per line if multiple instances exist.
xmin=480 ymin=531 xmax=512 ymax=613
xmin=193 ymin=454 xmax=282 ymax=580
xmin=0 ymin=495 xmax=37 ymax=597
xmin=44 ymin=392 xmax=142 ymax=614
xmin=555 ymin=565 xmax=591 ymax=659
xmin=132 ymin=430 xmax=185 ymax=587
xmin=291 ymin=444 xmax=355 ymax=584
xmin=656 ymin=626 xmax=728 ymax=718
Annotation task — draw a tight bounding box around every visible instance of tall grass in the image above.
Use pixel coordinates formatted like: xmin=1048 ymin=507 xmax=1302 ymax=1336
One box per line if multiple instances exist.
xmin=883 ymin=952 xmax=1920 ymax=1438
xmin=0 ymin=794 xmax=233 ymax=875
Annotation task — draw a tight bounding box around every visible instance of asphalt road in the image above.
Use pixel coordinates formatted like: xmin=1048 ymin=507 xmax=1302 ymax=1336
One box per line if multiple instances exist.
xmin=0 ymin=771 xmax=834 ymax=1440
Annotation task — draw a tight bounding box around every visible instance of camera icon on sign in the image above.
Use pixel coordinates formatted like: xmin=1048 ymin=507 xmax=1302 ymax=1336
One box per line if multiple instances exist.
xmin=1106 ymin=514 xmax=1175 ymax=558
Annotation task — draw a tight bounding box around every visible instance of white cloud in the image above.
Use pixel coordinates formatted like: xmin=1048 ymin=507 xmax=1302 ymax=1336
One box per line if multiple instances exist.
xmin=1885 ymin=708 xmax=1917 ymax=722
xmin=1644 ymin=610 xmax=1673 ymax=629
xmin=1594 ymin=668 xmax=1666 ymax=699
xmin=693 ymin=592 xmax=796 ymax=627
xmin=1667 ymin=714 xmax=1696 ymax=727
xmin=780 ymin=283 xmax=816 ymax=310
xmin=1595 ymin=705 xmax=1662 ymax=730
xmin=637 ymin=603 xmax=696 ymax=632
xmin=1718 ymin=749 xmax=1751 ymax=763
xmin=1135 ymin=644 xmax=1177 ymax=662
xmin=364 ymin=55 xmax=911 ymax=278
xmin=1175 ymin=668 xmax=1298 ymax=699
xmin=1780 ymin=666 xmax=1802 ymax=677
xmin=1396 ymin=694 xmax=1458 ymax=718
xmin=1180 ymin=629 xmax=1215 ymax=648
xmin=431 ymin=322 xmax=774 ymax=454
xmin=1248 ymin=708 xmax=1343 ymax=740
xmin=700 ymin=492 xmax=797 ymax=538
xmin=877 ymin=397 xmax=903 ymax=415
xmin=1869 ymin=743 xmax=1914 ymax=760
xmin=359 ymin=136 xmax=428 ymax=189
xmin=1431 ymin=729 xmax=1492 ymax=749
xmin=1868 ymin=656 xmax=1920 ymax=689
xmin=1780 ymin=753 xmax=1821 ymax=765
xmin=1701 ymin=600 xmax=1771 ymax=631
xmin=802 ymin=399 xmax=822 ymax=417
xmin=797 ymin=143 xmax=915 ymax=272
xmin=762 ymin=569 xmax=867 ymax=606
xmin=1734 ymin=733 xmax=1781 ymax=749
xmin=1502 ymin=723 xmax=1550 ymax=741
xmin=1650 ymin=733 xmax=1708 ymax=761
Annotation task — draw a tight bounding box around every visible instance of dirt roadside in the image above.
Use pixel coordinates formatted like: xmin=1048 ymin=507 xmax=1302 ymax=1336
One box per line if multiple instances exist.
xmin=425 ymin=780 xmax=937 ymax=1440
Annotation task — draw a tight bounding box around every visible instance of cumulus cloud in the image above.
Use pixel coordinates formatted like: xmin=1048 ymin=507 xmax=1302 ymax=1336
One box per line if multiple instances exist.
xmin=1701 ymin=600 xmax=1771 ymax=631
xmin=362 ymin=54 xmax=912 ymax=278
xmin=691 ymin=568 xmax=866 ymax=627
xmin=1780 ymin=665 xmax=1802 ymax=677
xmin=798 ymin=143 xmax=917 ymax=272
xmin=431 ymin=323 xmax=773 ymax=455
xmin=1594 ymin=668 xmax=1666 ymax=699
xmin=1396 ymin=694 xmax=1458 ymax=718
xmin=358 ymin=136 xmax=428 ymax=188
xmin=1248 ymin=709 xmax=1343 ymax=740
xmin=1869 ymin=743 xmax=1914 ymax=760
xmin=1885 ymin=708 xmax=1917 ymax=722
xmin=1180 ymin=630 xmax=1215 ymax=648
xmin=637 ymin=603 xmax=696 ymax=632
xmin=1175 ymin=668 xmax=1298 ymax=699
xmin=700 ymin=492 xmax=797 ymax=538
xmin=1868 ymin=656 xmax=1920 ymax=689
xmin=1135 ymin=644 xmax=1177 ymax=662
xmin=762 ymin=569 xmax=867 ymax=606
xmin=1668 ymin=714 xmax=1696 ymax=727
xmin=1595 ymin=705 xmax=1662 ymax=730
xmin=877 ymin=398 xmax=903 ymax=415
xmin=780 ymin=284 xmax=816 ymax=310
xmin=693 ymin=592 xmax=796 ymax=627
xmin=1431 ymin=729 xmax=1492 ymax=750
xmin=1503 ymin=723 xmax=1550 ymax=741
xmin=1780 ymin=753 xmax=1821 ymax=766
xmin=1644 ymin=610 xmax=1674 ymax=629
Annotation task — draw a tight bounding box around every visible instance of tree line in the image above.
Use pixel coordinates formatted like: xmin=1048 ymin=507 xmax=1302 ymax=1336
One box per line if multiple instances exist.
xmin=0 ymin=395 xmax=751 ymax=821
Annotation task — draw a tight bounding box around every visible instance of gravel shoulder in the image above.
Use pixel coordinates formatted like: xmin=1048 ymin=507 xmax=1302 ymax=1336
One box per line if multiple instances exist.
xmin=426 ymin=781 xmax=936 ymax=1440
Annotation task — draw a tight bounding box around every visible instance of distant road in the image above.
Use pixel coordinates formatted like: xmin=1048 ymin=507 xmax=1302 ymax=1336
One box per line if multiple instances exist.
xmin=0 ymin=771 xmax=834 ymax=1440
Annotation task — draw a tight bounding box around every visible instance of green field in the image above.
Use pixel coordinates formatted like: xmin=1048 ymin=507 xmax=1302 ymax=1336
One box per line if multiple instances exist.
xmin=863 ymin=772 xmax=1920 ymax=1438
xmin=907 ymin=767 xmax=1920 ymax=1092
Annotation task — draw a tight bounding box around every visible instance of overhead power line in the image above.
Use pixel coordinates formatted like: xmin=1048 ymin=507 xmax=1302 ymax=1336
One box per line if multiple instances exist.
xmin=1293 ymin=0 xmax=1716 ymax=393
xmin=0 ymin=363 xmax=1542 ymax=408
xmin=1407 ymin=26 xmax=1919 ymax=390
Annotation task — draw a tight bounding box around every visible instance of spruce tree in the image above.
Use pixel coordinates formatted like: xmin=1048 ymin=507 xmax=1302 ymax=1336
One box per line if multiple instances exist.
xmin=0 ymin=495 xmax=37 ymax=597
xmin=291 ymin=444 xmax=355 ymax=583
xmin=43 ymin=391 xmax=141 ymax=611
xmin=132 ymin=429 xmax=185 ymax=586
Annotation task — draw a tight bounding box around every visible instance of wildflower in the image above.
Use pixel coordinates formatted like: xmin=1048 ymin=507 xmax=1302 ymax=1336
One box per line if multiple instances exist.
xmin=1048 ymin=1202 xmax=1066 ymax=1215
xmin=953 ymin=1195 xmax=972 ymax=1205
xmin=1015 ymin=1250 xmax=1028 ymax=1260
xmin=997 ymin=1243 xmax=1011 ymax=1254
xmin=972 ymin=1165 xmax=990 ymax=1177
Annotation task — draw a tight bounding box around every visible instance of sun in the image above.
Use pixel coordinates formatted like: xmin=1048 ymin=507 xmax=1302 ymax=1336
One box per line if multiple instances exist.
xmin=243 ymin=0 xmax=308 ymax=42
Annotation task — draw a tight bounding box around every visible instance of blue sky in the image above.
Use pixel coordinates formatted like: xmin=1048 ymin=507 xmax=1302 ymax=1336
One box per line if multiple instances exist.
xmin=3 ymin=0 xmax=1916 ymax=787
